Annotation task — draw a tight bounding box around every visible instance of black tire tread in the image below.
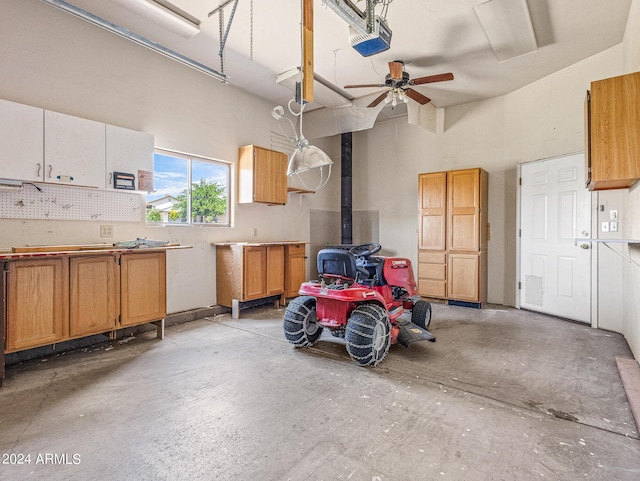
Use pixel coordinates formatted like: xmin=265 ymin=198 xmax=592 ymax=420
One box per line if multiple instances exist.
xmin=283 ymin=296 xmax=322 ymax=347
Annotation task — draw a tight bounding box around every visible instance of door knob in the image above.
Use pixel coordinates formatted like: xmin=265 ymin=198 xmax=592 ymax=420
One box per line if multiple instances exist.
xmin=580 ymin=243 xmax=590 ymax=249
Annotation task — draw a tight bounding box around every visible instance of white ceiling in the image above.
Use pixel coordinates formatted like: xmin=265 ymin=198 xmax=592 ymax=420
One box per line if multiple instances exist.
xmin=58 ymin=0 xmax=632 ymax=115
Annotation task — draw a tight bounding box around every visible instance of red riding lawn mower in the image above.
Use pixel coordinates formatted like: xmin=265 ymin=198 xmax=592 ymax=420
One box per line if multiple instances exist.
xmin=283 ymin=243 xmax=435 ymax=366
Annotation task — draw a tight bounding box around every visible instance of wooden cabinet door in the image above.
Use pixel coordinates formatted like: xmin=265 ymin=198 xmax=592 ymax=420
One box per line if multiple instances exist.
xmin=254 ymin=147 xmax=287 ymax=205
xmin=266 ymin=245 xmax=285 ymax=296
xmin=285 ymin=244 xmax=307 ymax=298
xmin=6 ymin=258 xmax=69 ymax=352
xmin=589 ymin=72 xmax=640 ymax=190
xmin=243 ymin=246 xmax=267 ymax=301
xmin=70 ymin=256 xmax=119 ymax=337
xmin=447 ymin=253 xmax=480 ymax=302
xmin=418 ymin=172 xmax=447 ymax=251
xmin=238 ymin=146 xmax=288 ymax=205
xmin=120 ymin=252 xmax=166 ymax=327
xmin=447 ymin=169 xmax=481 ymax=252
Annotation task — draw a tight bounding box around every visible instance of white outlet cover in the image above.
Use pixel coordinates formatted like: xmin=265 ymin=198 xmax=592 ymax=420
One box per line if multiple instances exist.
xmin=610 ymin=221 xmax=618 ymax=232
xmin=601 ymin=221 xmax=609 ymax=232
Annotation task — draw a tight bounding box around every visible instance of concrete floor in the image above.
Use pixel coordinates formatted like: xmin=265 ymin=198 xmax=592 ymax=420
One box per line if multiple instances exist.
xmin=0 ymin=303 xmax=639 ymax=481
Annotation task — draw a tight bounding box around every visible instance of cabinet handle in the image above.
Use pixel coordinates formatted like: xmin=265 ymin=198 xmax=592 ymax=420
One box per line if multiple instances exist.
xmin=109 ymin=172 xmax=113 ymax=185
xmin=36 ymin=163 xmax=41 ymax=177
xmin=48 ymin=165 xmax=53 ymax=179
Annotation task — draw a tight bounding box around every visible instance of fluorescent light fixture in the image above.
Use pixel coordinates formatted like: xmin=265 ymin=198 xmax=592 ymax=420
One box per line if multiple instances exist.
xmin=277 ymin=68 xmax=351 ymax=108
xmin=40 ymin=0 xmax=227 ymax=83
xmin=0 ymin=178 xmax=24 ymax=191
xmin=109 ymin=0 xmax=200 ymax=38
xmin=473 ymin=0 xmax=537 ymax=62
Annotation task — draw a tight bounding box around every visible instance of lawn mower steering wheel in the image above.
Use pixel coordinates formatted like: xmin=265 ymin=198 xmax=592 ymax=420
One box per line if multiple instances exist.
xmin=349 ymin=243 xmax=381 ymax=258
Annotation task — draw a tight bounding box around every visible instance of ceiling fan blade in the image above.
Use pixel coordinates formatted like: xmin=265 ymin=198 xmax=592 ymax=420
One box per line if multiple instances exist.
xmin=344 ymin=83 xmax=387 ymax=89
xmin=409 ymin=72 xmax=454 ymax=85
xmin=368 ymin=91 xmax=389 ymax=108
xmin=388 ymin=61 xmax=404 ymax=80
xmin=405 ymin=88 xmax=431 ymax=105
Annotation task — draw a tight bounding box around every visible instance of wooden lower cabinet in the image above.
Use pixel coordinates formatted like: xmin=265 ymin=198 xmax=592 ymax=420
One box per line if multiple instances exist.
xmin=215 ymin=242 xmax=306 ymax=314
xmin=70 ymin=255 xmax=119 ymax=337
xmin=265 ymin=245 xmax=285 ymax=297
xmin=447 ymin=252 xmax=487 ymax=304
xmin=5 ymin=258 xmax=69 ymax=352
xmin=285 ymin=243 xmax=307 ymax=298
xmin=3 ymin=251 xmax=167 ymax=355
xmin=217 ymin=244 xmax=285 ymax=306
xmin=120 ymin=252 xmax=166 ymax=327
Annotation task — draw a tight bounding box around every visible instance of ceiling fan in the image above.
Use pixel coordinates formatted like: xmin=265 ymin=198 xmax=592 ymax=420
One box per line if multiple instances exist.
xmin=344 ymin=61 xmax=454 ymax=107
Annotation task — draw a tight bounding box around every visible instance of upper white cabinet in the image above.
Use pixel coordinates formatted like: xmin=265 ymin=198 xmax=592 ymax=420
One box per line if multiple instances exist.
xmin=0 ymin=99 xmax=154 ymax=189
xmin=0 ymin=99 xmax=44 ymax=181
xmin=105 ymin=125 xmax=154 ymax=189
xmin=44 ymin=110 xmax=105 ymax=188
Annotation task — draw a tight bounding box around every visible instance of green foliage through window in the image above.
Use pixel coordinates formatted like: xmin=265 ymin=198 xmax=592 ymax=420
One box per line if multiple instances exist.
xmin=146 ymin=151 xmax=230 ymax=226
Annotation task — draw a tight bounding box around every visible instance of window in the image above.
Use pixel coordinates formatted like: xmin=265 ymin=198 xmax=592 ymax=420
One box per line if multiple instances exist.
xmin=146 ymin=149 xmax=230 ymax=226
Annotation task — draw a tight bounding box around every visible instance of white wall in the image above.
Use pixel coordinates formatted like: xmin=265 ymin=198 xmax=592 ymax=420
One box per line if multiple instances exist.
xmin=0 ymin=0 xmax=339 ymax=313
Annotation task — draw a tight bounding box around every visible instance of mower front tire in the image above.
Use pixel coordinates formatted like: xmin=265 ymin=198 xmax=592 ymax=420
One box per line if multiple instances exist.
xmin=411 ymin=300 xmax=432 ymax=330
xmin=283 ymin=296 xmax=323 ymax=347
xmin=345 ymin=304 xmax=391 ymax=366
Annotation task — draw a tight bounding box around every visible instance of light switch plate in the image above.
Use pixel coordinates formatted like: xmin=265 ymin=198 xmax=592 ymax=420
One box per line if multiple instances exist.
xmin=610 ymin=210 xmax=618 ymax=220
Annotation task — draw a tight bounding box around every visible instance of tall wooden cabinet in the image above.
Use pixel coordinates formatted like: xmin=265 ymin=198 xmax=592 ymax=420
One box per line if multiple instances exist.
xmin=586 ymin=71 xmax=640 ymax=190
xmin=238 ymin=145 xmax=288 ymax=205
xmin=418 ymin=168 xmax=488 ymax=306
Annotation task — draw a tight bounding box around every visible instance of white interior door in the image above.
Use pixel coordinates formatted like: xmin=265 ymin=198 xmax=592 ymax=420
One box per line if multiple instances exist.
xmin=520 ymin=153 xmax=592 ymax=323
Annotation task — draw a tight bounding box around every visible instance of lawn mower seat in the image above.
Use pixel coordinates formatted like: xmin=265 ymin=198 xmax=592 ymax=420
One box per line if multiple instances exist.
xmin=317 ymin=249 xmax=369 ymax=282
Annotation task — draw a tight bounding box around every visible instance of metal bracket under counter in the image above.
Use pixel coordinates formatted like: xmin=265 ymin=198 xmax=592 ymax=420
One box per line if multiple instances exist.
xmin=576 ymin=238 xmax=640 ymax=267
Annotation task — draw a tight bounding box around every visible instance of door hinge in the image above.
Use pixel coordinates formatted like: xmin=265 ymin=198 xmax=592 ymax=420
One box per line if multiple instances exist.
xmin=518 ymin=281 xmax=521 ymax=290
xmin=118 ymin=314 xmax=122 ymax=325
xmin=519 ymin=229 xmax=522 ymax=237
xmin=519 ymin=177 xmax=522 ymax=186
xmin=2 ymin=261 xmax=9 ymax=272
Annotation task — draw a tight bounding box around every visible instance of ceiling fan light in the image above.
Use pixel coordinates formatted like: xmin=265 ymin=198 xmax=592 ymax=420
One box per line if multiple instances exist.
xmin=287 ymin=144 xmax=333 ymax=176
xmin=392 ymin=98 xmax=397 ymax=107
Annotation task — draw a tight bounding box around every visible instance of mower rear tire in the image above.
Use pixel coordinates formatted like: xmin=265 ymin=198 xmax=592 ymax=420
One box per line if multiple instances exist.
xmin=345 ymin=304 xmax=391 ymax=366
xmin=283 ymin=296 xmax=322 ymax=347
xmin=411 ymin=300 xmax=432 ymax=330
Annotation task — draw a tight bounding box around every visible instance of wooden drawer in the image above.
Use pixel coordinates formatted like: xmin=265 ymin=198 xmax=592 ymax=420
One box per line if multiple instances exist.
xmin=286 ymin=244 xmax=306 ymax=255
xmin=419 ymin=251 xmax=446 ymax=264
xmin=419 ymin=279 xmax=446 ymax=298
xmin=420 ymin=263 xmax=446 ymax=281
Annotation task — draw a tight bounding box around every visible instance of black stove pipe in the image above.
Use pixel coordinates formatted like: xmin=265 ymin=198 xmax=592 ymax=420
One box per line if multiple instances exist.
xmin=341 ymin=132 xmax=353 ymax=245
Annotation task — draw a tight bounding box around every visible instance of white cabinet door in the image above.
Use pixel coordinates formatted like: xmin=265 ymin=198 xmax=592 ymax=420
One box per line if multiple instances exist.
xmin=44 ymin=110 xmax=105 ymax=187
xmin=105 ymin=124 xmax=154 ymax=189
xmin=0 ymin=99 xmax=44 ymax=181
